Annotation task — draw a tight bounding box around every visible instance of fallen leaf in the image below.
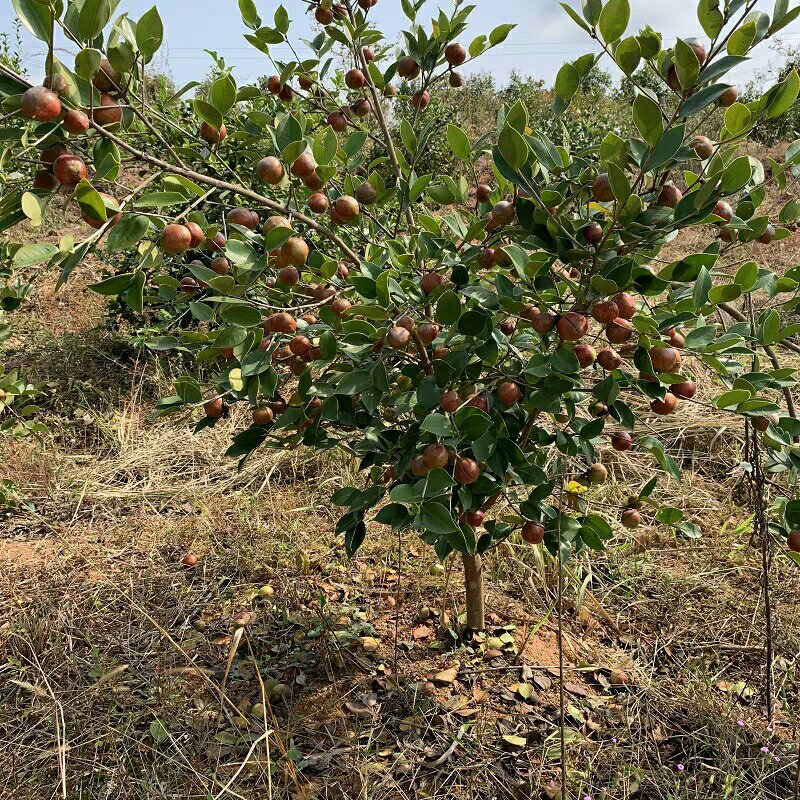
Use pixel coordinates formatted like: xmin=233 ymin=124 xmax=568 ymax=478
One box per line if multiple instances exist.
xmin=430 ymin=666 xmax=458 ymax=685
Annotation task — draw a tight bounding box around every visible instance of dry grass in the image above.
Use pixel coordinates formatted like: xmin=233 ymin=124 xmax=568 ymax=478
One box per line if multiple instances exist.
xmin=1 ymin=151 xmax=799 ymax=799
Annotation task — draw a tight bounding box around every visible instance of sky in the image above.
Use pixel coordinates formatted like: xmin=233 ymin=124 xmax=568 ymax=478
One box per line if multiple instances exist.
xmin=5 ymin=0 xmax=800 ymax=92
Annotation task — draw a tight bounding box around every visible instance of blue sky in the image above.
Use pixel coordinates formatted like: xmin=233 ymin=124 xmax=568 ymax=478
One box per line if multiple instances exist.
xmin=5 ymin=0 xmax=799 ymax=92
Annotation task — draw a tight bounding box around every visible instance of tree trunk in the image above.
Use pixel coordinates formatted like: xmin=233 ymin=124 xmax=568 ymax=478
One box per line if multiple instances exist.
xmin=462 ymin=553 xmax=485 ymax=631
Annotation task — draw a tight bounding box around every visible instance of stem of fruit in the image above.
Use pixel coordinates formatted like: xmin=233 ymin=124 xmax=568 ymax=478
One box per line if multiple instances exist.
xmin=461 ymin=552 xmax=485 ymax=631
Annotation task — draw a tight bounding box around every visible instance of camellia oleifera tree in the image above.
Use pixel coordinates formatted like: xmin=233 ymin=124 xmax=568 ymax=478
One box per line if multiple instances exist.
xmin=4 ymin=0 xmax=800 ymax=632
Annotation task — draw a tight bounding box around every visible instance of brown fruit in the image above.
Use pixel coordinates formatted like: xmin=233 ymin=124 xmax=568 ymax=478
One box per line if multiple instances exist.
xmin=266 ymin=75 xmax=282 ymax=94
xmin=423 ymin=443 xmax=449 ymax=470
xmin=263 ymin=215 xmax=291 ymax=234
xmin=454 ymin=457 xmax=480 ymax=485
xmin=533 ymin=312 xmax=556 ymax=334
xmin=449 ymin=71 xmax=464 ymax=88
xmin=41 ymin=143 xmax=67 ymax=164
xmin=63 ymin=109 xmax=90 ymax=135
xmin=203 ymin=396 xmax=224 ymax=418
xmin=315 ymin=6 xmax=333 ymax=24
xmin=521 ymin=522 xmax=545 ymax=544
xmin=33 ymin=169 xmax=59 ymax=190
xmin=267 ymin=312 xmax=298 ymax=334
xmin=420 ymin=271 xmax=444 ymax=295
xmin=410 ymin=90 xmax=430 ymax=109
xmin=611 ymin=431 xmax=633 ymax=451
xmin=279 ymin=265 xmax=299 ymax=285
xmin=621 ymin=509 xmax=641 ymax=529
xmin=685 ymin=37 xmax=707 ymax=64
xmin=289 ymin=335 xmax=311 ymax=357
xmin=592 ymin=300 xmax=619 ymax=324
xmin=574 ymin=344 xmax=596 ymax=368
xmin=92 ymin=94 xmax=122 ymax=127
xmin=497 ymin=381 xmax=522 ymax=407
xmin=476 ymin=184 xmax=492 ymax=203
xmin=713 ymin=200 xmax=734 ymax=224
xmin=691 ymin=135 xmax=714 ymax=159
xmin=207 ymin=231 xmax=227 ymax=252
xmin=42 ymin=73 xmax=69 ymax=96
xmin=667 ymin=64 xmax=681 ymax=92
xmin=606 ymin=318 xmax=634 ymax=344
xmin=253 ymin=406 xmax=274 ymax=426
xmin=256 ymin=156 xmax=284 ymax=185
xmin=327 ymin=110 xmax=348 ymax=131
xmin=717 ymin=85 xmax=738 ymax=107
xmin=418 ymin=323 xmax=439 ymax=344
xmin=387 ymin=326 xmax=411 ymax=349
xmin=478 ymin=248 xmax=495 ymax=269
xmin=788 ymin=529 xmax=800 ymax=552
xmin=492 ymin=200 xmax=516 ymax=226
xmin=614 ymin=292 xmax=636 ymax=320
xmin=757 ymin=223 xmax=775 ymax=244
xmin=302 ymin=171 xmax=324 ymax=190
xmin=383 ymin=83 xmax=398 ymax=97
xmin=592 ymin=173 xmax=614 ymax=202
xmin=440 ymin=391 xmax=460 ymax=413
xmin=345 ymin=69 xmax=366 ymax=89
xmin=588 ymin=463 xmax=608 ymax=484
xmin=665 ymin=327 xmax=685 ymax=347
xmin=282 ymin=237 xmax=309 ymax=266
xmin=330 ymin=297 xmax=352 ymax=317
xmin=752 ymin=414 xmax=779 ymax=432
xmin=521 ymin=305 xmax=540 ymax=323
xmin=21 ymin=86 xmax=61 ymax=122
xmin=81 ymin=192 xmax=120 ymax=229
xmin=161 ymin=224 xmax=193 ymax=255
xmin=334 ymin=195 xmax=360 ymax=221
xmin=583 ymin=221 xmax=603 ymax=245
xmin=650 ymin=393 xmax=678 ymax=415
xmin=396 ymin=56 xmax=420 ymax=79
xmin=597 ymin=347 xmax=622 ymax=371
xmin=467 ymin=395 xmax=489 ymax=412
xmin=411 ymin=455 xmax=430 ymax=477
xmin=291 ymin=151 xmax=317 ymax=179
xmin=445 ymin=42 xmax=466 ymax=66
xmin=355 ymin=181 xmax=377 ymax=205
xmin=182 ymin=552 xmax=198 ymax=567
xmin=649 ymin=346 xmax=680 ymax=373
xmin=227 ymin=207 xmax=256 ymax=229
xmin=557 ymin=312 xmax=588 ymax=342
xmin=500 ymin=319 xmax=516 ymax=336
xmin=52 ymin=153 xmax=87 ymax=186
xmin=672 ymin=380 xmax=696 ymax=399
xmin=306 ymin=192 xmax=329 ymax=214
xmin=656 ymin=184 xmax=682 ymax=208
xmin=185 ymin=221 xmax=204 ymax=247
xmin=180 ymin=277 xmax=200 ymax=292
xmin=200 ymin=120 xmax=226 ymax=143
xmin=352 ymin=98 xmax=371 ymax=117
xmin=93 ymin=58 xmax=122 ymax=92
xmin=463 ymin=510 xmax=485 ymax=528
xmin=278 ymin=84 xmax=295 ymax=102
xmin=362 ymin=46 xmax=375 ymax=62
xmin=211 ymin=256 xmax=230 ymax=275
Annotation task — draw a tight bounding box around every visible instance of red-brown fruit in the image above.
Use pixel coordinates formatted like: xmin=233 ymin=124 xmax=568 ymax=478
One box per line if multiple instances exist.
xmin=533 ymin=312 xmax=556 ymax=334
xmin=685 ymin=37 xmax=707 ymax=64
xmin=463 ymin=510 xmax=485 ymax=528
xmin=420 ymin=272 xmax=444 ymax=295
xmin=64 ymin=109 xmax=90 ymax=135
xmin=266 ymin=75 xmax=282 ymax=94
xmin=355 ymin=181 xmax=377 ymax=205
xmin=387 ymin=326 xmax=411 ymax=349
xmin=423 ymin=443 xmax=449 ymax=470
xmin=21 ymin=86 xmax=61 ymax=122
xmin=330 ymin=297 xmax=352 ymax=317
xmin=788 ymin=529 xmax=800 ymax=552
xmin=308 ymin=192 xmax=329 ymax=214
xmin=672 ymin=380 xmax=696 ymax=400
xmin=396 ymin=56 xmax=420 ymax=79
xmin=185 ymin=221 xmax=204 ymax=247
xmin=33 ymin=169 xmax=59 ymax=190
xmin=211 ymin=256 xmax=230 ymax=275
xmin=649 ymin=346 xmax=680 ymax=373
xmin=92 ymin=94 xmax=122 ymax=127
xmin=41 ymin=143 xmax=67 ymax=164
xmin=291 ymin=151 xmax=317 ymax=179
xmin=757 ymin=224 xmax=775 ymax=245
xmin=583 ymin=221 xmax=603 ymax=244
xmin=606 ymin=318 xmax=634 ymax=344
xmin=597 ymin=347 xmax=622 ymax=371
xmin=203 ymin=396 xmax=224 ymax=418
xmin=611 ymin=431 xmax=633 ymax=451
xmin=161 ymin=224 xmax=193 ymax=255
xmin=589 ymin=463 xmax=608 ymax=484
xmin=650 ymin=393 xmax=678 ymax=415
xmin=476 ymin=184 xmax=491 ymax=203
xmin=614 ymin=292 xmax=636 ymax=319
xmin=253 ymin=406 xmax=274 ymax=426
xmin=334 ymin=195 xmax=360 ymax=221
xmin=467 ymin=395 xmax=489 ymax=412
xmin=691 ymin=135 xmax=714 ymax=159
xmin=497 ymin=381 xmax=522 ymax=407
xmin=665 ymin=327 xmax=685 ymax=348
xmin=52 ymin=153 xmax=87 ymax=186
xmin=418 ymin=323 xmax=439 ymax=345
xmin=621 ymin=509 xmax=641 ymax=529
xmin=351 ymin=98 xmax=371 ymax=117
xmin=592 ymin=300 xmax=619 ymax=323
xmin=713 ymin=200 xmax=734 ymax=223
xmin=315 ymin=6 xmax=333 ymax=24
xmin=592 ymin=173 xmax=614 ymax=202
xmin=492 ymin=200 xmax=516 ymax=226
xmin=327 ymin=110 xmax=348 ymax=131
xmin=282 ymin=237 xmax=309 ymax=266
xmin=345 ymin=69 xmax=366 ymax=89
xmin=411 ymin=90 xmax=430 ymax=109
xmin=440 ymin=391 xmax=460 ymax=413
xmin=42 ymin=73 xmax=69 ymax=96
xmin=182 ymin=552 xmax=199 ymax=567
xmin=556 ymin=312 xmax=588 ymax=342
xmin=92 ymin=58 xmax=122 ymax=92
xmin=279 ymin=266 xmax=299 ymax=285
xmin=81 ymin=192 xmax=120 ymax=229
xmin=574 ymin=344 xmax=596 ymax=368
xmin=521 ymin=522 xmax=545 ymax=544
xmin=500 ymin=319 xmax=516 ymax=336
xmin=454 ymin=457 xmax=480 ymax=485
xmin=289 ymin=335 xmax=311 ymax=357
xmin=411 ymin=455 xmax=430 ymax=477
xmin=227 ymin=207 xmax=256 ymax=229
xmin=278 ymin=84 xmax=295 ymax=102
xmin=656 ymin=184 xmax=682 ymax=208
xmin=717 ymin=86 xmax=738 ymax=107
xmin=256 ymin=156 xmax=284 ymax=185
xmin=199 ymin=120 xmax=226 ymax=143
xmin=445 ymin=42 xmax=467 ymax=66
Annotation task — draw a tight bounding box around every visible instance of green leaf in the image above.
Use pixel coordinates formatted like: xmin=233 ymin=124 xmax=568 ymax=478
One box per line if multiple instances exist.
xmin=88 ymin=272 xmax=135 ymax=295
xmin=644 ymin=125 xmax=685 ymax=171
xmin=685 ymin=325 xmax=717 ymax=349
xmin=238 ymin=0 xmax=261 ymax=29
xmin=724 ymin=102 xmax=751 ymax=135
xmin=194 ymin=99 xmax=223 ymax=130
xmin=210 ymin=74 xmax=236 ymax=115
xmin=79 ymin=0 xmax=113 ymax=41
xmin=13 ymin=243 xmax=58 ymax=267
xmin=12 ymin=0 xmax=53 ymax=42
xmin=615 ymin=36 xmax=641 ymax=75
xmin=446 ymin=124 xmax=471 ymax=162
xmin=107 ymin=213 xmax=150 ymax=252
xmin=436 ymin=290 xmax=461 ymax=325
xmin=598 ymin=0 xmax=630 ymax=43
xmin=137 ymin=6 xmax=164 ymax=62
xmin=560 ymin=3 xmax=591 ymax=33
xmin=697 ymin=0 xmax=724 ymax=38
xmin=420 ymin=413 xmax=455 ymax=437
xmin=679 ymin=83 xmax=733 ymax=116
xmin=489 ymin=24 xmax=515 ymax=46
xmin=498 ymin=125 xmax=528 ymax=170
xmin=675 ymin=38 xmax=701 ymax=89
xmin=766 ymin=69 xmax=800 ymax=119
xmin=727 ymin=19 xmax=756 ymax=56
xmin=554 ymin=62 xmax=579 ymax=101
xmin=74 ymin=48 xmax=102 ymax=82
xmin=221 ymin=304 xmax=261 ymax=328
xmin=716 ymin=389 xmax=752 ymax=409
xmin=633 ymin=93 xmax=663 ymax=146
